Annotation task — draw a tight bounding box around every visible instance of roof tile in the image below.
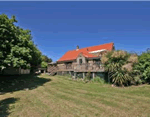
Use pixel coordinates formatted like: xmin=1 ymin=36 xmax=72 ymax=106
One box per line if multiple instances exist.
xmin=57 ymin=42 xmax=114 ymax=62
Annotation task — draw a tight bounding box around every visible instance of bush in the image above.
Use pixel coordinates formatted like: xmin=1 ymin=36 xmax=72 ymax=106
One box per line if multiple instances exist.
xmin=91 ymin=76 xmax=105 ymax=84
xmin=85 ymin=71 xmax=92 ymax=81
xmin=143 ymin=67 xmax=150 ymax=83
xmin=133 ymin=51 xmax=150 ymax=83
xmin=101 ymin=50 xmax=138 ymax=86
xmin=133 ymin=75 xmax=143 ymax=85
xmin=77 ymin=73 xmax=83 ymax=79
xmin=111 ymin=70 xmax=133 ymax=86
xmin=64 ymin=74 xmax=72 ymax=78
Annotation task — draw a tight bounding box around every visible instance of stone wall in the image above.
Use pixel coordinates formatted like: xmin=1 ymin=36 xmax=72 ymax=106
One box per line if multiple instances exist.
xmin=3 ymin=67 xmax=20 ymax=75
xmin=20 ymin=69 xmax=30 ymax=74
xmin=47 ymin=64 xmax=57 ymax=73
xmin=57 ymin=63 xmax=65 ymax=70
xmin=3 ymin=67 xmax=30 ymax=75
xmin=88 ymin=60 xmax=94 ymax=64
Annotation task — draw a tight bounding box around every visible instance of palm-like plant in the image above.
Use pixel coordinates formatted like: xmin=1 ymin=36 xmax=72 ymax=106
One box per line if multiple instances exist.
xmin=111 ymin=70 xmax=133 ymax=86
xmin=101 ymin=50 xmax=138 ymax=86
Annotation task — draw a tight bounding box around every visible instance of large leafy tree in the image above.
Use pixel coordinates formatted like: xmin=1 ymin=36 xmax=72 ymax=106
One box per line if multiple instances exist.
xmin=0 ymin=14 xmax=42 ymax=71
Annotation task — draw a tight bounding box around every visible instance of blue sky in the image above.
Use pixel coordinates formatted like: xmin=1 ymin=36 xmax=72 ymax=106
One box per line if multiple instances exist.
xmin=0 ymin=2 xmax=150 ymax=61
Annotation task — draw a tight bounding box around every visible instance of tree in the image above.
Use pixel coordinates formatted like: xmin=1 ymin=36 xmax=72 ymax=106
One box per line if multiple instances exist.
xmin=41 ymin=55 xmax=52 ymax=63
xmin=40 ymin=55 xmax=52 ymax=68
xmin=41 ymin=61 xmax=48 ymax=68
xmin=0 ymin=14 xmax=42 ymax=71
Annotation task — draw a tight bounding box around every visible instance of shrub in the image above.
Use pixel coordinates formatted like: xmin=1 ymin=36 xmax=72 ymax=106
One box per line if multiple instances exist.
xmin=64 ymin=74 xmax=72 ymax=78
xmin=111 ymin=50 xmax=127 ymax=59
xmin=111 ymin=70 xmax=133 ymax=86
xmin=101 ymin=56 xmax=108 ymax=64
xmin=83 ymin=71 xmax=92 ymax=83
xmin=77 ymin=73 xmax=83 ymax=79
xmin=101 ymin=50 xmax=137 ymax=86
xmin=133 ymin=51 xmax=150 ymax=83
xmin=91 ymin=76 xmax=105 ymax=84
xmin=85 ymin=71 xmax=91 ymax=81
xmin=143 ymin=67 xmax=150 ymax=83
xmin=127 ymin=54 xmax=138 ymax=63
xmin=133 ymin=75 xmax=143 ymax=85
xmin=122 ymin=63 xmax=133 ymax=72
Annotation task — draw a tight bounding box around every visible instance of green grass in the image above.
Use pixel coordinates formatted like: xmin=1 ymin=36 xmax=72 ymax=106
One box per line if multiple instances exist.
xmin=0 ymin=74 xmax=150 ymax=117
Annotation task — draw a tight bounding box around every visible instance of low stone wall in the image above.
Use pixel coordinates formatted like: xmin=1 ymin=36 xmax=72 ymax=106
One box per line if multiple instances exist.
xmin=3 ymin=67 xmax=30 ymax=75
xmin=20 ymin=69 xmax=30 ymax=74
xmin=3 ymin=67 xmax=20 ymax=75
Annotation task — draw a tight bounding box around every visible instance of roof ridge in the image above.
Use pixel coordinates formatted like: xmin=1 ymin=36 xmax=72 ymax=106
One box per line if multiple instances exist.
xmin=69 ymin=42 xmax=114 ymax=51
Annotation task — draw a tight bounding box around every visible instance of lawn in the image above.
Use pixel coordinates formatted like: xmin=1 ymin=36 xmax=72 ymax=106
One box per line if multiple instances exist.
xmin=0 ymin=74 xmax=150 ymax=117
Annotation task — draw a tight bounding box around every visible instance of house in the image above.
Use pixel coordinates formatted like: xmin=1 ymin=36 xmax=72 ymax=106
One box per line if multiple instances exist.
xmin=38 ymin=68 xmax=47 ymax=73
xmin=47 ymin=62 xmax=57 ymax=75
xmin=55 ymin=42 xmax=115 ymax=79
xmin=35 ymin=64 xmax=47 ymax=74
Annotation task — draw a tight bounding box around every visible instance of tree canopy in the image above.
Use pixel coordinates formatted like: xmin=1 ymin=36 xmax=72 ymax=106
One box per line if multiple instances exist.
xmin=40 ymin=55 xmax=52 ymax=68
xmin=0 ymin=14 xmax=43 ymax=70
xmin=41 ymin=55 xmax=52 ymax=63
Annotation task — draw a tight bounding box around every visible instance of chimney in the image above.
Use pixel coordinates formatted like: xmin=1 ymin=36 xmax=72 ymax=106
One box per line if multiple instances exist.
xmin=76 ymin=45 xmax=79 ymax=51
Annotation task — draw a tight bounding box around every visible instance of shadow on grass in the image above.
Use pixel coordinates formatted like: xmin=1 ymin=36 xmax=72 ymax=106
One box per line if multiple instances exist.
xmin=0 ymin=74 xmax=51 ymax=94
xmin=0 ymin=97 xmax=19 ymax=117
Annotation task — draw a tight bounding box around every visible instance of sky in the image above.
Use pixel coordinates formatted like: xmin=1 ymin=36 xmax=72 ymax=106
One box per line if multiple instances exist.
xmin=0 ymin=1 xmax=150 ymax=61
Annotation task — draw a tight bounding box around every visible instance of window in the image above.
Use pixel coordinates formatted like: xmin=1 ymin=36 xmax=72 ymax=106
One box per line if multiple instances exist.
xmin=79 ymin=59 xmax=82 ymax=64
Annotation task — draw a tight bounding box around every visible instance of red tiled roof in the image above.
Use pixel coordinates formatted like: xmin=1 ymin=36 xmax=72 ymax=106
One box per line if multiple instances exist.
xmin=82 ymin=52 xmax=97 ymax=58
xmin=57 ymin=42 xmax=114 ymax=62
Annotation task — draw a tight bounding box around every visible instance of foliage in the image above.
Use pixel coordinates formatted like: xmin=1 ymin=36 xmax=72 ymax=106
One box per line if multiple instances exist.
xmin=133 ymin=75 xmax=143 ymax=85
xmin=41 ymin=61 xmax=48 ymax=68
xmin=40 ymin=55 xmax=52 ymax=68
xmin=76 ymin=73 xmax=83 ymax=79
xmin=0 ymin=14 xmax=42 ymax=71
xmin=85 ymin=71 xmax=92 ymax=81
xmin=41 ymin=55 xmax=52 ymax=63
xmin=101 ymin=50 xmax=138 ymax=86
xmin=58 ymin=73 xmax=72 ymax=78
xmin=30 ymin=44 xmax=42 ymax=71
xmin=91 ymin=76 xmax=105 ymax=84
xmin=143 ymin=67 xmax=150 ymax=82
xmin=127 ymin=54 xmax=138 ymax=63
xmin=111 ymin=70 xmax=133 ymax=86
xmin=133 ymin=51 xmax=150 ymax=83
